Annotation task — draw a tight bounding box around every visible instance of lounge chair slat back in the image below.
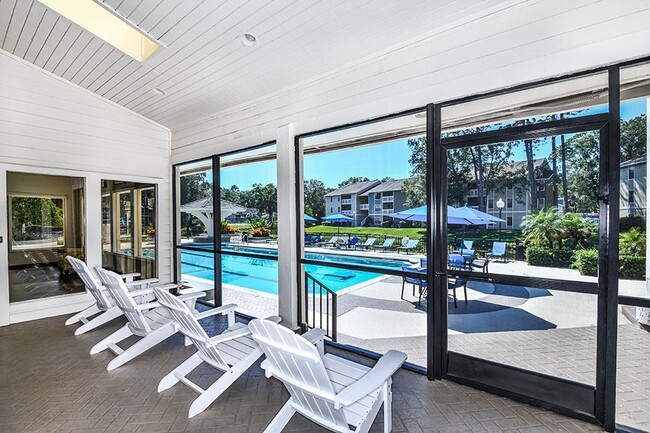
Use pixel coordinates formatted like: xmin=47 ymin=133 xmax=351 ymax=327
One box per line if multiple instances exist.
xmin=493 ymin=242 xmax=506 ymax=255
xmin=154 ymin=288 xmax=231 ymax=370
xmin=249 ymin=319 xmax=348 ymax=429
xmin=96 ymin=268 xmax=151 ymax=333
xmin=66 ymin=256 xmax=113 ymax=311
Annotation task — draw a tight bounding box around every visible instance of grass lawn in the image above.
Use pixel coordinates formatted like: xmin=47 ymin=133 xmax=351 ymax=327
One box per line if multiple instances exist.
xmin=306 ymin=224 xmax=521 ymax=244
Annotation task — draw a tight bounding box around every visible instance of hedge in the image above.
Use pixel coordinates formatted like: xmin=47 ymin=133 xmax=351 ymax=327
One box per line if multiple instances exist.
xmin=572 ymin=249 xmax=598 ymax=276
xmin=620 ymin=215 xmax=646 ymax=232
xmin=619 ymin=255 xmax=646 ymax=280
xmin=572 ymin=249 xmax=645 ymax=279
xmin=525 ymin=246 xmax=574 ymax=267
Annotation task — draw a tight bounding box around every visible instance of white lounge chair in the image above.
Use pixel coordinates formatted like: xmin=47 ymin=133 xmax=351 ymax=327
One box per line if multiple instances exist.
xmin=154 ymin=288 xmax=280 ymax=418
xmin=248 ymin=319 xmax=407 ymax=433
xmin=64 ymin=256 xmax=162 ymax=335
xmin=90 ymin=268 xmax=205 ymax=371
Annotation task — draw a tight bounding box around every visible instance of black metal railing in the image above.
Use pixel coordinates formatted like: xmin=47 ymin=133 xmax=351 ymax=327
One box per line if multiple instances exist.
xmin=304 ymin=272 xmax=338 ymax=341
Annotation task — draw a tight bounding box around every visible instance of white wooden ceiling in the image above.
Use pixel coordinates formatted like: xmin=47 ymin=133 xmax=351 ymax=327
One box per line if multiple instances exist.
xmin=0 ymin=0 xmax=513 ymax=130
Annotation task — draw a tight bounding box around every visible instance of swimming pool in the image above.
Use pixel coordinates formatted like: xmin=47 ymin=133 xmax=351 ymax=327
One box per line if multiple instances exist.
xmin=180 ymin=247 xmax=409 ymax=295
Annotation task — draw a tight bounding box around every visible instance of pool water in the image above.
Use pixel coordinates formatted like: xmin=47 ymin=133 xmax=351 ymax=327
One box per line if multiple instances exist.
xmin=180 ymin=247 xmax=409 ymax=295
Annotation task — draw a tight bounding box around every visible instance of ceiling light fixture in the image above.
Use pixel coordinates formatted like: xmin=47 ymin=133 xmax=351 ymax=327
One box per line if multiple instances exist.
xmin=36 ymin=0 xmax=161 ymax=62
xmin=153 ymin=87 xmax=166 ymax=95
xmin=240 ymin=33 xmax=257 ymax=47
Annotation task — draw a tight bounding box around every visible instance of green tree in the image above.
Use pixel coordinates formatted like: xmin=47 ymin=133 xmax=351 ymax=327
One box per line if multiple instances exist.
xmin=11 ymin=197 xmax=64 ymax=241
xmin=564 ymin=131 xmax=600 ymax=212
xmin=304 ymin=179 xmax=331 ymax=219
xmin=338 ymin=176 xmax=370 ymax=188
xmin=220 ymin=185 xmax=242 ymax=204
xmin=521 ymin=207 xmax=562 ymax=248
xmin=621 ymin=114 xmax=647 ymax=161
xmin=250 ymin=183 xmax=277 ymax=221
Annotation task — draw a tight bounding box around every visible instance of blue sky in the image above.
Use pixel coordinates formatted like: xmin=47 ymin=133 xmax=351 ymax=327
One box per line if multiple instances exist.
xmin=220 ymin=99 xmax=647 ymax=190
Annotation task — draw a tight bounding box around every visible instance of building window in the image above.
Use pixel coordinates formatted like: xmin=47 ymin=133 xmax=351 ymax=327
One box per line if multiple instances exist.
xmin=537 ymin=182 xmax=545 ymax=192
xmin=383 ymin=191 xmax=394 ymax=197
xmin=537 ymin=198 xmax=545 ymax=209
xmin=330 ymin=207 xmax=333 ymax=213
xmin=629 ymin=166 xmax=635 ymax=180
xmin=488 ymin=198 xmax=494 ymax=209
xmin=507 ymin=216 xmax=513 ymax=227
xmin=507 ymin=198 xmax=513 ymax=209
xmin=629 ymin=189 xmax=635 ymax=204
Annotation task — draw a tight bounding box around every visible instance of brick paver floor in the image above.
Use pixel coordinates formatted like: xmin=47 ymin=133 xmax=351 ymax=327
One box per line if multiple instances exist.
xmin=0 ymin=312 xmax=607 ymax=433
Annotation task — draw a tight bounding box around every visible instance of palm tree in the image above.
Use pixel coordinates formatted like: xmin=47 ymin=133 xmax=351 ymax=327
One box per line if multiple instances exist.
xmin=521 ymin=207 xmax=562 ymax=248
xmin=620 ymin=227 xmax=646 ymax=255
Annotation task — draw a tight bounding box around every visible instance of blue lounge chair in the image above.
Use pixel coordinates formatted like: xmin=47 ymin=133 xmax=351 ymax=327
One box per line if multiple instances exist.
xmin=356 ymin=237 xmax=377 ymax=250
xmin=376 ymin=238 xmax=395 ymax=251
xmin=448 ymin=254 xmax=469 ymax=270
xmin=342 ymin=237 xmax=360 ymax=248
xmin=487 ymin=242 xmax=507 ymax=262
xmin=320 ymin=236 xmax=339 ymax=247
xmin=304 ymin=234 xmax=312 ymax=245
xmin=397 ymin=239 xmax=419 ymax=254
xmin=307 ymin=235 xmax=321 ymax=246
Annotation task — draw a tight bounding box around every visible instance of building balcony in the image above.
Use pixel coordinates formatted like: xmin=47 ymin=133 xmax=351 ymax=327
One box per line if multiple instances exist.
xmin=341 ymin=199 xmax=352 ymax=205
xmin=359 ymin=204 xmax=369 ymax=210
xmin=382 ymin=196 xmax=394 ymax=202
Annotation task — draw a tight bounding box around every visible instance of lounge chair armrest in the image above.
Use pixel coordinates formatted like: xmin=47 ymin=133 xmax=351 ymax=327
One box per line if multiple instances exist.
xmin=194 ymin=304 xmax=238 ymax=320
xmin=302 ymin=328 xmax=326 ymax=344
xmin=177 ymin=292 xmax=206 ymax=302
xmin=263 ymin=315 xmax=282 ymax=324
xmin=126 ymin=278 xmax=160 ymax=288
xmin=154 ymin=283 xmax=179 ymax=292
xmin=129 ymin=288 xmax=155 ymax=297
xmin=120 ymin=272 xmax=141 ymax=282
xmin=334 ymin=350 xmax=407 ymax=409
xmin=206 ymin=326 xmax=252 ymax=347
xmin=302 ymin=328 xmax=326 ymax=355
xmin=134 ymin=301 xmax=161 ymax=311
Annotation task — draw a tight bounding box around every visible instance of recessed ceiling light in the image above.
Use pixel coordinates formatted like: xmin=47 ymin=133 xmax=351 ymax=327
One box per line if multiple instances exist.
xmin=240 ymin=33 xmax=257 ymax=47
xmin=153 ymin=87 xmax=165 ymax=95
xmin=36 ymin=0 xmax=161 ymax=62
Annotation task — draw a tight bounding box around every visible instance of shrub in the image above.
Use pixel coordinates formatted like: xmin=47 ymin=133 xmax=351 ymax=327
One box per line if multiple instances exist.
xmin=572 ymin=249 xmax=598 ymax=276
xmin=620 ymin=215 xmax=646 ymax=232
xmin=620 ymin=227 xmax=646 ymax=255
xmin=619 ymin=255 xmax=646 ymax=280
xmin=250 ymin=227 xmax=270 ymax=237
xmin=571 ymin=250 xmax=645 ymax=279
xmin=220 ymin=220 xmax=239 ymax=234
xmin=525 ymin=246 xmax=574 ymax=267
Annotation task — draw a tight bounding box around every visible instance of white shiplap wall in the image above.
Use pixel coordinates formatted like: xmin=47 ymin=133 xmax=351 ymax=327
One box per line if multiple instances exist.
xmin=170 ymin=0 xmax=650 ymax=161
xmin=0 ymin=49 xmax=171 ymax=324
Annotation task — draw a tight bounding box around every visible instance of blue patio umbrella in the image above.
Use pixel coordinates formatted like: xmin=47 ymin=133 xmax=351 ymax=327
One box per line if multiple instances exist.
xmin=389 ymin=206 xmax=487 ymax=225
xmin=304 ymin=214 xmax=317 ymax=223
xmin=455 ymin=206 xmax=505 ymax=224
xmin=322 ymin=213 xmax=355 ymax=233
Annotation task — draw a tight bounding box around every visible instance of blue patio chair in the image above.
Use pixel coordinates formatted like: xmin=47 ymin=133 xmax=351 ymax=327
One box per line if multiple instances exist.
xmin=376 ymin=238 xmax=396 ymax=251
xmin=397 ymin=239 xmax=419 ymax=254
xmin=304 ymin=234 xmax=312 ymax=245
xmin=460 ymin=249 xmax=476 ymax=260
xmin=448 ymin=254 xmax=469 ymax=270
xmin=400 ymin=264 xmax=427 ymax=305
xmin=448 ymin=277 xmax=467 ymax=308
xmin=457 ymin=240 xmax=474 ymax=255
xmin=487 ymin=242 xmax=507 ymax=262
xmin=356 ymin=237 xmax=377 ymax=250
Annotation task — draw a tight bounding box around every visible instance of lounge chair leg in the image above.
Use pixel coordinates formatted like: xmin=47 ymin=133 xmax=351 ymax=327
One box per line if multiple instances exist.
xmin=74 ymin=307 xmax=122 ymax=335
xmin=90 ymin=323 xmax=133 ymax=355
xmin=453 ymin=287 xmax=458 ymax=308
xmin=107 ymin=324 xmax=176 ymax=371
xmin=158 ymin=352 xmax=203 ymax=392
xmin=383 ymin=380 xmax=392 ymax=433
xmin=188 ymin=349 xmax=261 ymax=418
xmin=263 ymin=400 xmax=297 ymax=433
xmin=463 ymin=283 xmax=468 ymax=304
xmin=65 ymin=304 xmax=101 ymax=326
xmin=400 ymin=281 xmax=405 ymax=300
